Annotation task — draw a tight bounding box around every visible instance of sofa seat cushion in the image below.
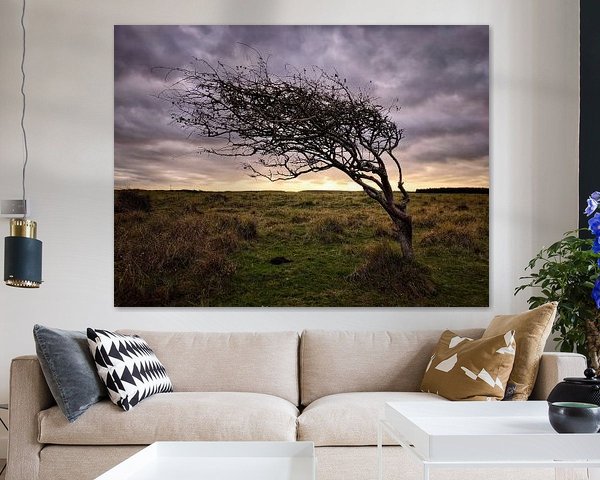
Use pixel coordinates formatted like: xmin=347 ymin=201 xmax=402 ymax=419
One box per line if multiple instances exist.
xmin=38 ymin=392 xmax=298 ymax=445
xmin=297 ymin=392 xmax=447 ymax=446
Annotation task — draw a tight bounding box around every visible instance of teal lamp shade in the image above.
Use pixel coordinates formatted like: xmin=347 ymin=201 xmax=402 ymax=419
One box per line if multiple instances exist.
xmin=4 ymin=218 xmax=42 ymax=288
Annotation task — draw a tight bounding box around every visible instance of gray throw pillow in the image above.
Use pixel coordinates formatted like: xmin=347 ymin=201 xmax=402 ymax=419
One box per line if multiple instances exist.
xmin=33 ymin=325 xmax=107 ymax=422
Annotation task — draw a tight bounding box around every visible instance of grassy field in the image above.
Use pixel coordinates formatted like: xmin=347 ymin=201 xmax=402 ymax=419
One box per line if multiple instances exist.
xmin=114 ymin=190 xmax=488 ymax=307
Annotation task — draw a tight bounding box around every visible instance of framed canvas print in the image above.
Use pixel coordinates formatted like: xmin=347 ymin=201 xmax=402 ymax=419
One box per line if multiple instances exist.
xmin=114 ymin=25 xmax=489 ymax=307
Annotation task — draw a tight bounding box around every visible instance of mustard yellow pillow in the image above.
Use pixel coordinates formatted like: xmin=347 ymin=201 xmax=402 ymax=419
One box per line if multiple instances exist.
xmin=482 ymin=301 xmax=557 ymax=401
xmin=420 ymin=329 xmax=516 ymax=401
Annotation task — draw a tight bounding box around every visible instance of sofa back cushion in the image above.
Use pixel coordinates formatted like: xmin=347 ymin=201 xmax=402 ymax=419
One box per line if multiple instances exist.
xmin=300 ymin=329 xmax=484 ymax=406
xmin=118 ymin=330 xmax=300 ymax=405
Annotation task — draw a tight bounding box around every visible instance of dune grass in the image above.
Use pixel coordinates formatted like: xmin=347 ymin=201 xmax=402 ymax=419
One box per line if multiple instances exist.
xmin=114 ymin=190 xmax=488 ymax=307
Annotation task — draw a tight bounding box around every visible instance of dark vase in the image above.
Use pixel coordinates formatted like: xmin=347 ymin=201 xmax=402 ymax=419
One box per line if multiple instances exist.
xmin=548 ymin=402 xmax=600 ymax=433
xmin=547 ymin=368 xmax=600 ymax=406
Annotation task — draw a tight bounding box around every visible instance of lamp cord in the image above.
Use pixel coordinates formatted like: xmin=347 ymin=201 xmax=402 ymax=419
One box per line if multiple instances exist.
xmin=19 ymin=0 xmax=28 ymax=218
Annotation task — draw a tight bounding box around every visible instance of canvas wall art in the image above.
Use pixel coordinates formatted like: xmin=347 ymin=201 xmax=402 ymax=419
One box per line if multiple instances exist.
xmin=114 ymin=25 xmax=489 ymax=307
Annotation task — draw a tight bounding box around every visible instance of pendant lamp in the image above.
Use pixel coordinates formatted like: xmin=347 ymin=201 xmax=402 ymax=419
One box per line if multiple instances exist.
xmin=4 ymin=0 xmax=43 ymax=288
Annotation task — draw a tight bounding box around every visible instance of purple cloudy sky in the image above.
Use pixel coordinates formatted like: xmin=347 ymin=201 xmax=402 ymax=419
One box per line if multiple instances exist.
xmin=115 ymin=25 xmax=489 ymax=191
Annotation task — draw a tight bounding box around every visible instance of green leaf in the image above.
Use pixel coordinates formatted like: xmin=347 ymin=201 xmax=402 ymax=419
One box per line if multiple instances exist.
xmin=515 ymin=228 xmax=600 ymax=359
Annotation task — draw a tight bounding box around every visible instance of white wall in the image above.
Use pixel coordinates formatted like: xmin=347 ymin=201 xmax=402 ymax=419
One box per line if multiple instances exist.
xmin=0 ymin=0 xmax=579 ymax=410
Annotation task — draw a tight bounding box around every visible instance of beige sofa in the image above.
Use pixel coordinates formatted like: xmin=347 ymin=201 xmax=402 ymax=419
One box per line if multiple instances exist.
xmin=6 ymin=329 xmax=586 ymax=480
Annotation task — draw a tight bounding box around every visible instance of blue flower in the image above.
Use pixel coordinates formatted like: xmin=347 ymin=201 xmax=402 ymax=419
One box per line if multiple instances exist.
xmin=590 ymin=214 xmax=600 ymax=237
xmin=585 ymin=197 xmax=599 ymax=216
xmin=594 ymin=237 xmax=600 ymax=254
xmin=592 ymin=191 xmax=600 ymax=201
xmin=594 ymin=279 xmax=600 ymax=309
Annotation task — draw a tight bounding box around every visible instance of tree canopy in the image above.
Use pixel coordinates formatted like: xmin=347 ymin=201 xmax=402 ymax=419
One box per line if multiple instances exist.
xmin=161 ymin=51 xmax=414 ymax=257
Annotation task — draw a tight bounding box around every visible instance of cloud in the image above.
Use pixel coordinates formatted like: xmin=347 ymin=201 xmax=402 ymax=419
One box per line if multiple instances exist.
xmin=114 ymin=25 xmax=489 ymax=190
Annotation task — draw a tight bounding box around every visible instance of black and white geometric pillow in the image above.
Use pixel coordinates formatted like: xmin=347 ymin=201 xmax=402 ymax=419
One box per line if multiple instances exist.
xmin=86 ymin=328 xmax=173 ymax=411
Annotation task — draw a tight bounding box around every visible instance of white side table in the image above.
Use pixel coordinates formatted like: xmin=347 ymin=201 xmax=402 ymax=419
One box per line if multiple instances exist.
xmin=378 ymin=401 xmax=600 ymax=480
xmin=96 ymin=441 xmax=315 ymax=480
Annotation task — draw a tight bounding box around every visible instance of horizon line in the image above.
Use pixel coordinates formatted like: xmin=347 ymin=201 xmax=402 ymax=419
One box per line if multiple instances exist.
xmin=113 ymin=187 xmax=490 ymax=193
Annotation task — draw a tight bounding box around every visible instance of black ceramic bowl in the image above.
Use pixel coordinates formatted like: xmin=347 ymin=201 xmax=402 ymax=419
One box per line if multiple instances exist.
xmin=548 ymin=402 xmax=600 ymax=433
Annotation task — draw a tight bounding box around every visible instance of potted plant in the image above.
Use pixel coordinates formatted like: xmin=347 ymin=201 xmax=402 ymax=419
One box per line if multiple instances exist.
xmin=515 ymin=192 xmax=600 ymax=369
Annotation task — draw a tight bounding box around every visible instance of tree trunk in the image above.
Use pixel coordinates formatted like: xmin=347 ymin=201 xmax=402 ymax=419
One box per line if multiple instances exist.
xmin=390 ymin=213 xmax=414 ymax=259
xmin=586 ymin=312 xmax=600 ymax=371
xmin=366 ymin=184 xmax=414 ymax=259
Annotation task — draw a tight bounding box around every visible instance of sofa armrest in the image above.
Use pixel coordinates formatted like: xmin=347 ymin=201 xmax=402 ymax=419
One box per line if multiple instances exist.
xmin=529 ymin=352 xmax=587 ymax=401
xmin=6 ymin=355 xmax=55 ymax=480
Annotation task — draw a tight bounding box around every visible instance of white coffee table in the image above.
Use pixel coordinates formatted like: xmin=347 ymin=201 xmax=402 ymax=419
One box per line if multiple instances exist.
xmin=95 ymin=441 xmax=315 ymax=480
xmin=378 ymin=401 xmax=600 ymax=480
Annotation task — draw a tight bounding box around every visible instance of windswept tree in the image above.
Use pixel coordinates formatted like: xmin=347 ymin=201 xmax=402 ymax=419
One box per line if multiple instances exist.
xmin=161 ymin=53 xmax=414 ymax=258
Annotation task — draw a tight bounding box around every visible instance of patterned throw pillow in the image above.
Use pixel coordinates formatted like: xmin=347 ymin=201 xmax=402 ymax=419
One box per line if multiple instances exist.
xmin=87 ymin=328 xmax=173 ymax=411
xmin=420 ymin=329 xmax=516 ymax=401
